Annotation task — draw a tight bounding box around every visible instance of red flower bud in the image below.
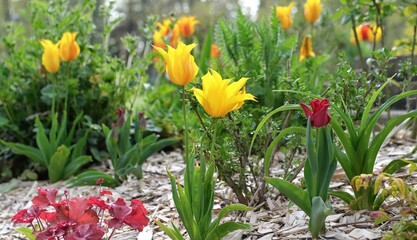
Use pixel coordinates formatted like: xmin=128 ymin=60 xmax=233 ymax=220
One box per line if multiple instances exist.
xmin=138 ymin=112 xmax=146 ymax=130
xmin=300 ymin=98 xmax=331 ymax=128
xmin=116 ymin=109 xmax=125 ymax=127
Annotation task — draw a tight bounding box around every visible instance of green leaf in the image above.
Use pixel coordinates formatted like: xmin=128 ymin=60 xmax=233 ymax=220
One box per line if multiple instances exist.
xmin=264 ymin=127 xmax=305 ymax=176
xmin=265 ymin=177 xmax=311 ymax=216
xmin=48 ymin=145 xmax=70 ymax=183
xmin=56 ymin=112 xmax=68 ymax=146
xmin=139 ymin=137 xmax=179 ymax=164
xmin=66 ymin=170 xmax=119 ymax=187
xmin=249 ymin=104 xmax=301 ymax=156
xmin=383 ymin=159 xmax=417 ymax=175
xmin=309 ymin=196 xmax=333 ymax=239
xmin=205 ymin=222 xmax=251 ymax=240
xmin=358 ymin=66 xmax=391 ymax=135
xmin=63 ymin=112 xmax=83 ymax=147
xmin=49 ymin=113 xmax=59 ymax=147
xmin=330 ymin=120 xmax=357 ymax=180
xmin=365 ymin=111 xmax=417 ymax=173
xmin=70 ymin=130 xmax=89 ymax=160
xmin=329 ymin=191 xmax=356 ymax=209
xmin=217 ymin=204 xmax=253 ymax=221
xmin=0 ymin=140 xmax=44 ymax=165
xmin=63 ymin=155 xmax=92 ymax=179
xmin=155 ymin=220 xmax=185 ymax=240
xmin=331 ymin=105 xmax=358 ymax=143
xmin=15 ymin=227 xmax=36 ymax=240
xmin=119 ymin=115 xmax=132 ymax=154
xmin=199 ymin=25 xmax=213 ymax=73
xmin=35 ymin=117 xmax=53 ymax=165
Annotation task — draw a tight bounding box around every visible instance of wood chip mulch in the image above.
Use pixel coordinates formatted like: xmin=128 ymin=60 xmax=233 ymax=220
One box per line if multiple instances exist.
xmin=1 ymin=129 xmax=417 ymax=240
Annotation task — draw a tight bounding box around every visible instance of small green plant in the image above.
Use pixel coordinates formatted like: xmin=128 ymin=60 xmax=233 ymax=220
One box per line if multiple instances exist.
xmin=329 ymin=79 xmax=417 ymax=210
xmin=1 ymin=112 xmax=91 ymax=183
xmin=67 ymin=110 xmax=178 ymax=187
xmin=157 ymin=156 xmax=252 ymax=240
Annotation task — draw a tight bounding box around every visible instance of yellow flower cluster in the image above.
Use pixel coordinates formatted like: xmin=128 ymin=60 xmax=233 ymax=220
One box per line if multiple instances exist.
xmin=40 ymin=32 xmax=80 ymax=73
xmin=275 ymin=0 xmax=322 ymax=31
xmin=153 ymin=16 xmax=199 ymax=49
xmin=274 ymin=0 xmax=322 ymax=62
xmin=154 ymin=43 xmax=256 ymax=118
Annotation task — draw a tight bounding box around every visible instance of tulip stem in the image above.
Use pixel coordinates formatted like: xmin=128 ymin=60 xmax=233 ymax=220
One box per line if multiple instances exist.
xmin=51 ymin=74 xmax=57 ymax=115
xmin=182 ymin=86 xmax=189 ymax=165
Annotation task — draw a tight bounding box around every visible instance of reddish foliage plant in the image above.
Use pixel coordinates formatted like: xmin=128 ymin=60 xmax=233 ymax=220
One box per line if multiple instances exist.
xmin=11 ymin=186 xmax=149 ymax=239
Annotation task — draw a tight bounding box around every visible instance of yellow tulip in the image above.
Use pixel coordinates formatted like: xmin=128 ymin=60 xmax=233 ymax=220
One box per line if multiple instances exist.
xmin=299 ymin=36 xmax=315 ymax=61
xmin=192 ymin=70 xmax=256 ymax=118
xmin=275 ymin=3 xmax=296 ymax=30
xmin=153 ymin=30 xmax=165 ymax=49
xmin=156 ymin=19 xmax=172 ymax=37
xmin=177 ymin=16 xmax=199 ymax=38
xmin=59 ymin=32 xmax=80 ymax=61
xmin=304 ymin=0 xmax=322 ymax=23
xmin=40 ymin=39 xmax=60 ymax=74
xmin=154 ymin=42 xmax=199 ymax=86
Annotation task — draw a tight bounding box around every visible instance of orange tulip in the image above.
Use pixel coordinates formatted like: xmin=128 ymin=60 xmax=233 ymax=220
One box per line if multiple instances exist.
xmin=177 ymin=16 xmax=199 ymax=38
xmin=299 ymin=36 xmax=315 ymax=61
xmin=59 ymin=32 xmax=80 ymax=62
xmin=275 ymin=3 xmax=296 ymax=30
xmin=304 ymin=0 xmax=322 ymax=23
xmin=170 ymin=24 xmax=180 ymax=47
xmin=211 ymin=44 xmax=220 ymax=58
xmin=40 ymin=39 xmax=60 ymax=73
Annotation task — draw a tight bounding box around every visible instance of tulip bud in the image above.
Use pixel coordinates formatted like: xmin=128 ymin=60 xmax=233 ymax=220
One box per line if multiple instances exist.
xmin=116 ymin=109 xmax=125 ymax=127
xmin=138 ymin=112 xmax=146 ymax=130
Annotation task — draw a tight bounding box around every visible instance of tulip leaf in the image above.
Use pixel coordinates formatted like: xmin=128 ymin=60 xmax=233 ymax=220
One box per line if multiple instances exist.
xmin=329 ymin=191 xmax=356 ymax=209
xmin=249 ymin=104 xmax=301 ymax=156
xmin=35 ymin=116 xmax=53 ymax=165
xmin=309 ymin=196 xmax=333 ymax=239
xmin=265 ymin=177 xmax=311 ymax=216
xmin=264 ymin=126 xmax=305 ymax=176
xmin=206 ymin=222 xmax=251 ymax=240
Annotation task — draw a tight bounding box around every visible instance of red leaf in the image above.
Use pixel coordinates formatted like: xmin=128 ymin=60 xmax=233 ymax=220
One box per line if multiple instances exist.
xmin=68 ymin=198 xmax=99 ymax=225
xmin=66 ymin=223 xmax=105 ymax=240
xmin=124 ymin=199 xmax=149 ymax=231
xmin=32 ymin=187 xmax=58 ymax=208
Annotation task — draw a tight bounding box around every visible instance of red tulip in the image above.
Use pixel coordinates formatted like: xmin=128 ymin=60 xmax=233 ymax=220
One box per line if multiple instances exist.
xmin=300 ymin=98 xmax=331 ymax=128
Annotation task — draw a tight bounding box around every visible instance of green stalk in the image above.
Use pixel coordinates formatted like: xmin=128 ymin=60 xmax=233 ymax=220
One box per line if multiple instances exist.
xmin=182 ymin=86 xmax=190 ymax=167
xmin=410 ymin=21 xmax=417 ymax=139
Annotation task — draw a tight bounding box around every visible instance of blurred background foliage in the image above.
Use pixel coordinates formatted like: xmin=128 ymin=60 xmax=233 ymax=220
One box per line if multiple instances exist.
xmin=0 ymin=0 xmax=409 ymax=62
